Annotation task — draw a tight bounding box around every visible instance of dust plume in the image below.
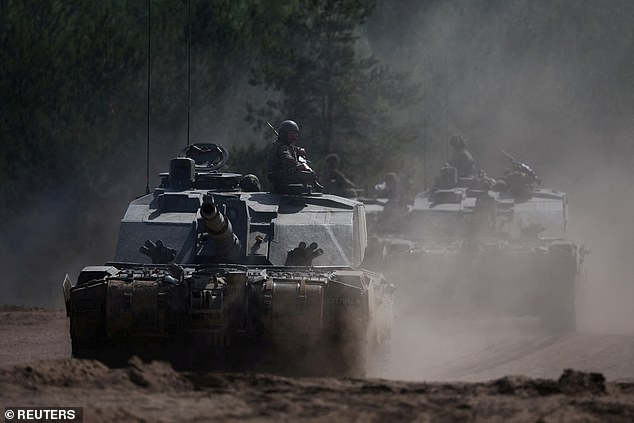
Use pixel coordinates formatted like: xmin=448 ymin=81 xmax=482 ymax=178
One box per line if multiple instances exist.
xmin=362 ymin=0 xmax=634 ymax=380
xmin=1 ymin=0 xmax=632 ymax=383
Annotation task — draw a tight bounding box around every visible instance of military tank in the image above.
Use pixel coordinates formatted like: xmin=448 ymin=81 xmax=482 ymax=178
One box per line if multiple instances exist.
xmin=363 ymin=151 xmax=584 ymax=332
xmin=63 ymin=144 xmax=394 ymax=376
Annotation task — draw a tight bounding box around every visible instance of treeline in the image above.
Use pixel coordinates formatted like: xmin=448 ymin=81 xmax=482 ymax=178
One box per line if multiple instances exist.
xmin=4 ymin=0 xmax=632 ymax=226
xmin=1 ymin=0 xmax=633 ymax=305
xmin=0 ymin=0 xmax=419 ymax=304
xmin=0 ymin=0 xmax=420 ymax=225
xmin=1 ymin=0 xmax=263 ymax=225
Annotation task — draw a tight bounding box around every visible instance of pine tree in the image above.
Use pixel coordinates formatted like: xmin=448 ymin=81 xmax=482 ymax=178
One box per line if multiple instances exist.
xmin=247 ymin=0 xmax=422 ymax=187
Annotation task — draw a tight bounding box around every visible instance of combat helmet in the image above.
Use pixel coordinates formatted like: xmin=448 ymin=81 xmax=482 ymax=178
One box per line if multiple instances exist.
xmin=449 ymin=135 xmax=466 ymax=149
xmin=277 ymin=120 xmax=299 ymax=142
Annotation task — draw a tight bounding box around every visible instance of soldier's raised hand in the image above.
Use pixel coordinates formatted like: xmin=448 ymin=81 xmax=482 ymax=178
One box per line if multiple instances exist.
xmin=285 ymin=241 xmax=323 ymax=266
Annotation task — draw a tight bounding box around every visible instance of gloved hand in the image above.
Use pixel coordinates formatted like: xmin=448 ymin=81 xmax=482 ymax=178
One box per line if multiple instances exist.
xmin=285 ymin=241 xmax=323 ymax=266
xmin=139 ymin=240 xmax=177 ymax=264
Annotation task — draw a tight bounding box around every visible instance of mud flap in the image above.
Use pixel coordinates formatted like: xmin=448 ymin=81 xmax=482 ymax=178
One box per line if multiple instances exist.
xmin=62 ymin=274 xmax=72 ymax=317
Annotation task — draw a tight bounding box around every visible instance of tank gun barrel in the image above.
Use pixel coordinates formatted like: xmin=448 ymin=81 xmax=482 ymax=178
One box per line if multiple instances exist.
xmin=502 ymin=149 xmax=519 ymax=164
xmin=200 ymin=200 xmax=241 ymax=261
xmin=502 ymin=149 xmax=535 ymax=175
xmin=502 ymin=150 xmax=540 ymax=181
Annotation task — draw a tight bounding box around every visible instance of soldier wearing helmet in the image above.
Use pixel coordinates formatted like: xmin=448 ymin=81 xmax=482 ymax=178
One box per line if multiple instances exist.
xmin=267 ymin=120 xmax=304 ymax=172
xmin=239 ymin=174 xmax=262 ymax=192
xmin=320 ymin=153 xmax=357 ymax=197
xmin=448 ymin=135 xmax=475 ymax=178
xmin=376 ymin=172 xmax=408 ymax=230
xmin=267 ymin=120 xmax=320 ymax=192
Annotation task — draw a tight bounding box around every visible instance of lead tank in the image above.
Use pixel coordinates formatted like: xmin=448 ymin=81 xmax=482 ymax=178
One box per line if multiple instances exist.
xmin=63 ymin=144 xmax=393 ymax=376
xmin=364 ymin=152 xmax=584 ymax=332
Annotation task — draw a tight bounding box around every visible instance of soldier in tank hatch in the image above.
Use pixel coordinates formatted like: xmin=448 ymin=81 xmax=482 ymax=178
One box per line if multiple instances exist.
xmin=320 ymin=153 xmax=357 ymax=198
xmin=267 ymin=120 xmax=321 ymax=192
xmin=239 ymin=174 xmax=262 ymax=192
xmin=375 ymin=172 xmax=408 ymax=231
xmin=448 ymin=135 xmax=476 ymax=178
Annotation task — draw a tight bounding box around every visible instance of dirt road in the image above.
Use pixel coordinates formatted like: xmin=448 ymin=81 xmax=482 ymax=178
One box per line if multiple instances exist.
xmin=1 ymin=308 xmax=633 ymax=421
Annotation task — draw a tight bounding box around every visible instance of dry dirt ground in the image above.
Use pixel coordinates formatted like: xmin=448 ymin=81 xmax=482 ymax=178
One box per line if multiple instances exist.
xmin=1 ymin=308 xmax=634 ymax=422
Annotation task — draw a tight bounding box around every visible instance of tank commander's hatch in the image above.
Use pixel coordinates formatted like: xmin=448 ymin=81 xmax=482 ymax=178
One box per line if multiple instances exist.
xmin=179 ymin=143 xmax=228 ymax=171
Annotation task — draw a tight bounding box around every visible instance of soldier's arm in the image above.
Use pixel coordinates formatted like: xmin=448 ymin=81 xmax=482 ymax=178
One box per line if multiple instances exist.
xmin=334 ymin=170 xmax=355 ymax=188
xmin=277 ymin=145 xmax=302 ymax=170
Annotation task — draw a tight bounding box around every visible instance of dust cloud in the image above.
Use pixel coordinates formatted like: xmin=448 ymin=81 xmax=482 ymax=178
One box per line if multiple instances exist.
xmin=362 ymin=1 xmax=634 ymax=380
xmin=568 ymin=163 xmax=634 ymax=335
xmin=1 ymin=1 xmax=632 ymax=383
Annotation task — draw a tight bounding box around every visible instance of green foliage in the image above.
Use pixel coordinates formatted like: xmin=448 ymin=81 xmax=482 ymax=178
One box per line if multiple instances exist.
xmin=227 ymin=143 xmax=269 ymax=190
xmin=0 ymin=1 xmax=146 ymax=219
xmin=0 ymin=0 xmax=281 ymax=303
xmin=246 ymin=0 xmax=423 ymax=187
xmin=0 ymin=0 xmax=264 ymax=228
xmin=0 ymin=0 xmax=422 ymax=230
xmin=0 ymin=0 xmax=632 ymax=305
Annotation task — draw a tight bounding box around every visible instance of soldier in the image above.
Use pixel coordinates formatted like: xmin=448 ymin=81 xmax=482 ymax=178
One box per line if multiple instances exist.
xmin=320 ymin=153 xmax=357 ymax=198
xmin=376 ymin=172 xmax=408 ymax=231
xmin=449 ymin=135 xmax=475 ymax=178
xmin=239 ymin=174 xmax=262 ymax=192
xmin=267 ymin=120 xmax=320 ymax=192
xmin=375 ymin=172 xmax=403 ymax=201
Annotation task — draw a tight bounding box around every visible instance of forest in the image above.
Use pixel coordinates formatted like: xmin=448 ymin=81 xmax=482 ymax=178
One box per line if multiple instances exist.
xmin=1 ymin=0 xmax=633 ymax=305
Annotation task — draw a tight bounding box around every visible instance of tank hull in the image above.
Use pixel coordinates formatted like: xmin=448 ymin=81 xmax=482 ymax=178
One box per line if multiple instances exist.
xmin=368 ymin=236 xmax=580 ymax=332
xmin=66 ymin=264 xmax=393 ymax=376
xmin=362 ymin=185 xmax=583 ymax=333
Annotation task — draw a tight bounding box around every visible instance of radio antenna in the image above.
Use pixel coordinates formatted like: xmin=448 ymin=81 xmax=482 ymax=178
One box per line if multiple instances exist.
xmin=445 ymin=54 xmax=450 ymax=161
xmin=267 ymin=122 xmax=279 ymax=137
xmin=186 ymin=0 xmax=191 ymax=146
xmin=422 ymin=62 xmax=428 ymax=190
xmin=145 ymin=0 xmax=152 ymax=194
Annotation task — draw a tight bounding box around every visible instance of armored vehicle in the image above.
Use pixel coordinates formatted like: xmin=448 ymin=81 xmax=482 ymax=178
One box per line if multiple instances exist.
xmin=364 ymin=152 xmax=583 ymax=332
xmin=63 ymin=144 xmax=393 ymax=376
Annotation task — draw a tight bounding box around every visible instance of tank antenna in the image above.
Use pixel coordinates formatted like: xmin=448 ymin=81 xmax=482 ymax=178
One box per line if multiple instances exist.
xmin=267 ymin=122 xmax=279 ymax=137
xmin=145 ymin=0 xmax=152 ymax=195
xmin=445 ymin=54 xmax=449 ymax=161
xmin=422 ymin=63 xmax=428 ymax=190
xmin=186 ymin=0 xmax=191 ymax=147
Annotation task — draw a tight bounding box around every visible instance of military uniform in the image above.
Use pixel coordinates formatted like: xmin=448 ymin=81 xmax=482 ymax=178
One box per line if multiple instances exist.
xmin=267 ymin=140 xmax=304 ymax=173
xmin=375 ymin=172 xmax=407 ymax=230
xmin=239 ymin=174 xmax=262 ymax=192
xmin=321 ymin=168 xmax=356 ymax=197
xmin=449 ymin=147 xmax=475 ymax=178
xmin=320 ymin=154 xmax=356 ymax=197
xmin=266 ymin=120 xmax=319 ymax=192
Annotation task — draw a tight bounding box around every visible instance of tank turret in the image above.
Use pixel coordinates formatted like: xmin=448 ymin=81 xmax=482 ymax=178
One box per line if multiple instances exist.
xmin=362 ymin=151 xmax=583 ymax=332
